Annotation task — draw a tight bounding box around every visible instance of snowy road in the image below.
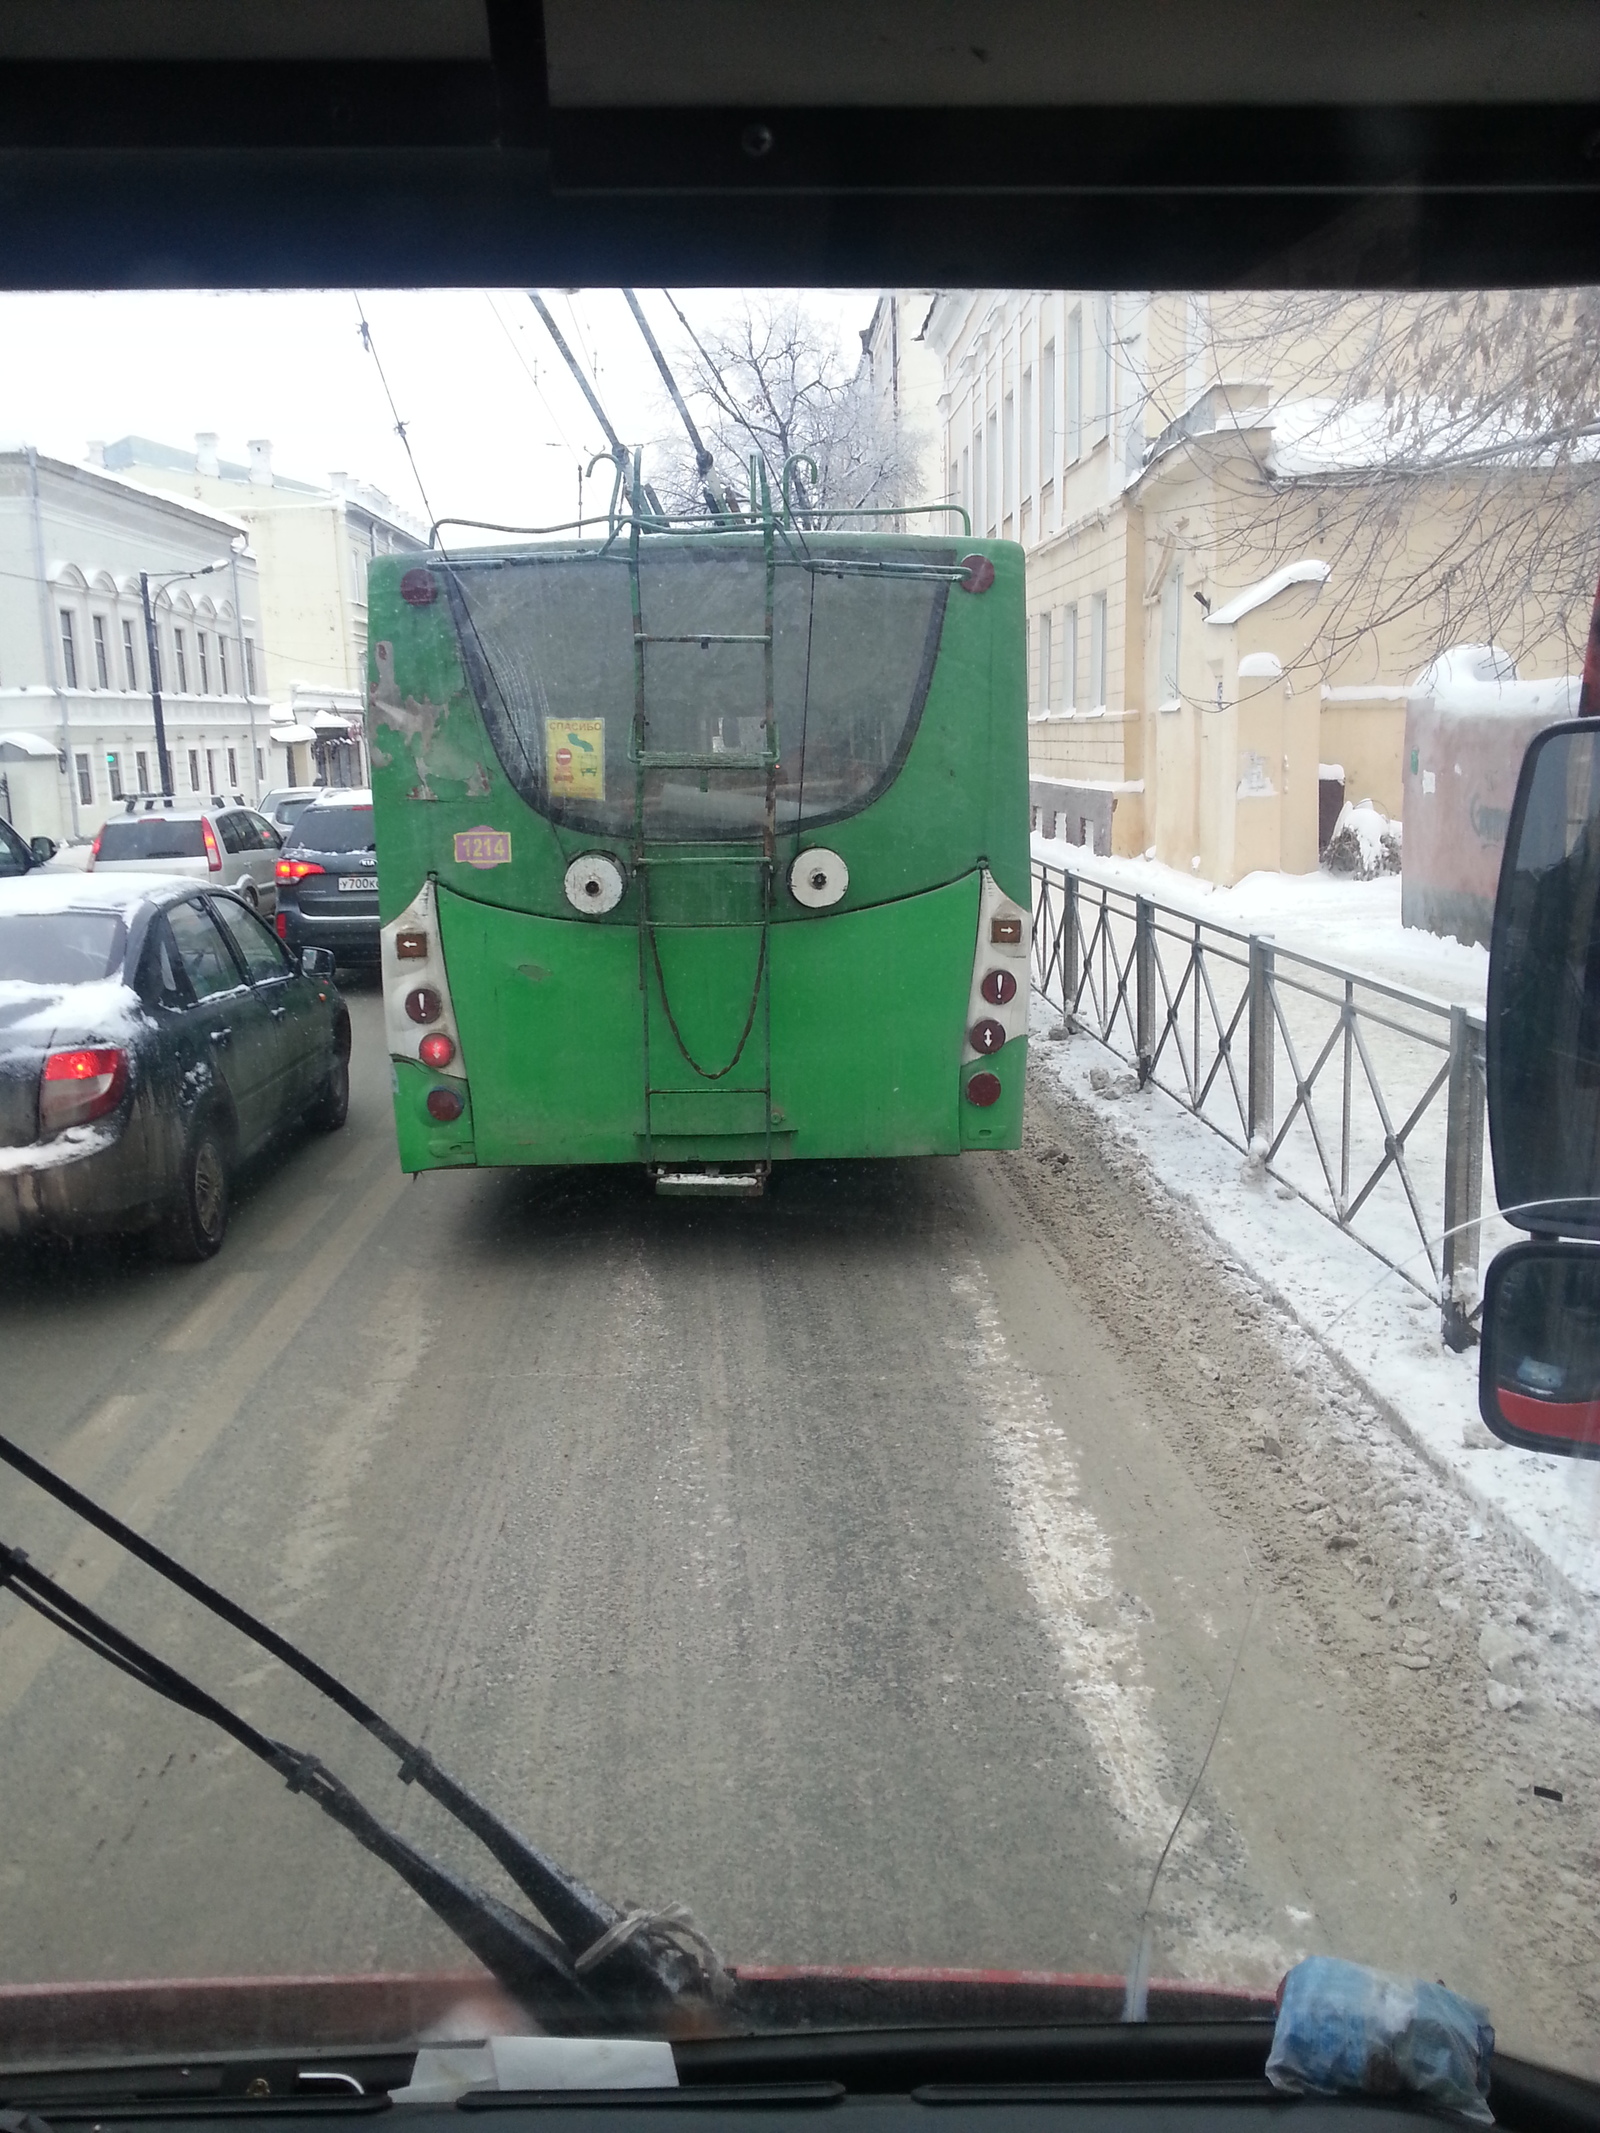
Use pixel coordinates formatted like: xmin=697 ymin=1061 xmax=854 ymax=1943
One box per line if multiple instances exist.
xmin=1 ymin=988 xmax=1596 ymax=2073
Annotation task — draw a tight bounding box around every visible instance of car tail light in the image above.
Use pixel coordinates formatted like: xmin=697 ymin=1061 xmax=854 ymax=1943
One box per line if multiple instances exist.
xmin=201 ymin=816 xmax=222 ymax=872
xmin=426 ymin=1086 xmax=464 ymax=1123
xmin=969 ymin=1018 xmax=1007 ymax=1056
xmin=40 ymin=1046 xmax=129 ymax=1133
xmin=980 ymin=969 xmax=1018 ymax=1005
xmin=419 ymin=1031 xmax=456 ymax=1069
xmin=88 ymin=831 xmax=102 ymax=866
xmin=276 ymin=857 xmax=325 ymax=881
xmin=275 ymin=912 xmax=288 ymax=940
xmin=405 ymin=986 xmax=442 ymax=1024
xmin=965 ymin=1071 xmax=1003 ymax=1108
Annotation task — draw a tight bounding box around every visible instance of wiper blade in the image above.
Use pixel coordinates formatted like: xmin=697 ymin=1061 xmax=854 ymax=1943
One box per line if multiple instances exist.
xmin=0 ymin=1433 xmax=726 ymax=2020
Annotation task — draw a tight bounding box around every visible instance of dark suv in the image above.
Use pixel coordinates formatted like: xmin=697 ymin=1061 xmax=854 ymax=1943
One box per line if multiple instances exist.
xmin=274 ymin=789 xmax=379 ymax=968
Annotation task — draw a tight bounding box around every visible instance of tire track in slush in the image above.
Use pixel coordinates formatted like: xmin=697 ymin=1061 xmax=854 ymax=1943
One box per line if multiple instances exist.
xmin=950 ymin=1261 xmax=1290 ymax=1984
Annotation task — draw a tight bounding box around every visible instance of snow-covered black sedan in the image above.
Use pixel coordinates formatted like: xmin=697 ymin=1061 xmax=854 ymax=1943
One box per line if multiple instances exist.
xmin=0 ymin=874 xmax=350 ymax=1258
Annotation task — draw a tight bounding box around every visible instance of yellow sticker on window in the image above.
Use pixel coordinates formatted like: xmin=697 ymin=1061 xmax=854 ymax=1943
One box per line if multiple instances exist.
xmin=546 ymin=718 xmax=605 ymax=802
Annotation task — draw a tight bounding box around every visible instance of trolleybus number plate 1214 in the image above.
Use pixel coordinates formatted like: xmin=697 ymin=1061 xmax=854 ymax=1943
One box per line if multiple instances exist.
xmin=453 ymin=827 xmax=513 ymax=869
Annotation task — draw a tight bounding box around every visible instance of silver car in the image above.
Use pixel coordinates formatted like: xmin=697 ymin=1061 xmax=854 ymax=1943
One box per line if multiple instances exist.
xmin=91 ymin=799 xmax=283 ymax=915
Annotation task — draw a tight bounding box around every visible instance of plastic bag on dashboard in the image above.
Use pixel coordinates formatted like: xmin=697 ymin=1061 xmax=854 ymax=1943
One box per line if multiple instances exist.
xmin=1266 ymin=1955 xmax=1495 ymax=2123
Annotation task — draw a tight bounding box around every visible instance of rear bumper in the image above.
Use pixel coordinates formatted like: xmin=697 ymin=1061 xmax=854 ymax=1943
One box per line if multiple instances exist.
xmin=284 ymin=905 xmax=382 ymax=958
xmin=0 ymin=1124 xmax=163 ymax=1239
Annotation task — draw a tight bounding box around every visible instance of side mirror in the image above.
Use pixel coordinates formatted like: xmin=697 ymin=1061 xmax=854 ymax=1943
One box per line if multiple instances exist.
xmin=28 ymin=835 xmax=57 ymax=865
xmin=1480 ymin=1240 xmax=1600 ymax=1456
xmin=299 ymin=946 xmax=336 ymax=979
xmin=1485 ymin=720 xmax=1600 ymax=1239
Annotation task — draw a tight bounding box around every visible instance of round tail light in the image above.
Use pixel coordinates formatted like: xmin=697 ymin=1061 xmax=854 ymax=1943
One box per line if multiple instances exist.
xmin=405 ymin=985 xmax=442 ymax=1024
xmin=980 ymin=968 xmax=1018 ymax=1006
xmin=969 ymin=1018 xmax=1007 ymax=1056
xmin=965 ymin=1071 xmax=1003 ymax=1108
xmin=419 ymin=1031 xmax=456 ymax=1069
xmin=425 ymin=1086 xmax=464 ymax=1123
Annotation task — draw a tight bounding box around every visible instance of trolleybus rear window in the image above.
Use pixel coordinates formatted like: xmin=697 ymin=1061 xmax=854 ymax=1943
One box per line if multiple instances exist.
xmin=446 ymin=537 xmax=952 ymax=840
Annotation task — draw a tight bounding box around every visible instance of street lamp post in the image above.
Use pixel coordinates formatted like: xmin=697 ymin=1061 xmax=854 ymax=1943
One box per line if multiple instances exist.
xmin=139 ymin=554 xmax=240 ymax=800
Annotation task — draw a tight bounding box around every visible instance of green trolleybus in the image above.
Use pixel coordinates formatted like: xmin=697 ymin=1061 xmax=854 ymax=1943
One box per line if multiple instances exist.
xmin=368 ymin=499 xmax=1029 ymax=1191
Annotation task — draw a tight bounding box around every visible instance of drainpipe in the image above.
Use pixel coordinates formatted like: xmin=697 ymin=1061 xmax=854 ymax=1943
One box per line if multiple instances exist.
xmin=229 ymin=544 xmax=258 ymax=800
xmin=26 ymin=446 xmax=79 ymax=840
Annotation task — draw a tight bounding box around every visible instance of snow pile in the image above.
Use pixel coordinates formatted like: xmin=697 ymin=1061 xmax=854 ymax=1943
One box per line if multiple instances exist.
xmin=1324 ymin=799 xmax=1400 ymax=880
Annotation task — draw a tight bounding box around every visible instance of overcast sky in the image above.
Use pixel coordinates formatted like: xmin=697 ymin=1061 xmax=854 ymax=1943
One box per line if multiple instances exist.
xmin=0 ymin=287 xmax=877 ymax=535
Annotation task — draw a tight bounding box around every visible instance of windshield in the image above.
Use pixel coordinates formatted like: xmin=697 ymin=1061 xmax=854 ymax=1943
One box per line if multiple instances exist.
xmin=95 ymin=818 xmax=206 ymax=860
xmin=2 ymin=281 xmax=1598 ymax=2092
xmin=0 ymin=911 xmax=125 ymax=984
xmin=286 ymin=806 xmax=375 ymax=853
xmin=448 ymin=540 xmax=950 ymax=840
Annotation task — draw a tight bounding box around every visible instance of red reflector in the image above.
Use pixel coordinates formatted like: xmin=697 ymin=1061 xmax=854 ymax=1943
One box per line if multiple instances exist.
xmin=959 ymin=553 xmax=996 ymax=595
xmin=40 ymin=1046 xmax=129 ymax=1132
xmin=395 ymin=928 xmax=428 ymax=959
xmin=965 ymin=1071 xmax=1003 ymax=1108
xmin=400 ymin=568 xmax=438 ymax=607
xmin=970 ymin=1018 xmax=1007 ymax=1056
xmin=275 ymin=912 xmax=287 ymax=940
xmin=277 ymin=857 xmax=325 ymax=881
xmin=980 ymin=968 xmax=1018 ymax=1006
xmin=404 ymin=985 xmax=442 ymax=1025
xmin=426 ymin=1086 xmax=464 ymax=1123
xmin=419 ymin=1031 xmax=456 ymax=1069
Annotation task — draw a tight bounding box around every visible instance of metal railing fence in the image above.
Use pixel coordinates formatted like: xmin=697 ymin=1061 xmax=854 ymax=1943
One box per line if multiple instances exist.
xmin=1031 ymin=859 xmax=1487 ymax=1349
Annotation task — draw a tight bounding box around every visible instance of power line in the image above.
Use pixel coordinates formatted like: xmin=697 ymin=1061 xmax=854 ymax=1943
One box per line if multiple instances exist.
xmin=482 ymin=294 xmax=583 ymax=459
xmin=352 ymin=294 xmax=441 ymax=539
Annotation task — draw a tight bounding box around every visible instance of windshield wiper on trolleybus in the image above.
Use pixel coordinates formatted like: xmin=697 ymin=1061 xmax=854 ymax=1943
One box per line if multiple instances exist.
xmin=0 ymin=1429 xmax=727 ymax=2026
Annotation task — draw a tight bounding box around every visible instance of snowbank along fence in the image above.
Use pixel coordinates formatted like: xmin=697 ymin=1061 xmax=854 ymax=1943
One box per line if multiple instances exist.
xmin=1031 ymin=858 xmax=1488 ymax=1350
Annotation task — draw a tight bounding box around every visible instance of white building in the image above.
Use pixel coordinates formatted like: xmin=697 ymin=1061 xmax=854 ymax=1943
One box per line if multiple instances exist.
xmin=857 ymin=291 xmax=948 ymax=515
xmin=0 ymin=448 xmax=271 ymax=845
xmin=101 ymin=434 xmax=426 ymax=716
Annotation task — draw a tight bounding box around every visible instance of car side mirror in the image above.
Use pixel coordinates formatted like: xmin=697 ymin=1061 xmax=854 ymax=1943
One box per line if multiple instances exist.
xmin=1479 ymin=718 xmax=1600 ymax=1458
xmin=1481 ymin=1240 xmax=1600 ymax=1455
xmin=28 ymin=835 xmax=57 ymax=865
xmin=299 ymin=946 xmax=336 ymax=979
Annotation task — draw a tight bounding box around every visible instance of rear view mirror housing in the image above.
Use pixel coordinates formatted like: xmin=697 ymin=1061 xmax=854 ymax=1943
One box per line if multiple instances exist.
xmin=28 ymin=835 xmax=57 ymax=865
xmin=299 ymin=946 xmax=336 ymax=980
xmin=1485 ymin=719 xmax=1600 ymax=1239
xmin=1480 ymin=1240 xmax=1600 ymax=1456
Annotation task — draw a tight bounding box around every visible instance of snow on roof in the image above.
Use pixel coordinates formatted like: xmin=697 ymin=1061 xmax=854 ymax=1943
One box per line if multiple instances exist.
xmin=1412 ymin=643 xmax=1518 ymax=690
xmin=1236 ymin=651 xmax=1284 ymax=679
xmin=1206 ymin=559 xmax=1330 ymax=628
xmin=0 ymin=871 xmax=167 ymax=920
xmin=0 ymin=730 xmax=61 ymax=759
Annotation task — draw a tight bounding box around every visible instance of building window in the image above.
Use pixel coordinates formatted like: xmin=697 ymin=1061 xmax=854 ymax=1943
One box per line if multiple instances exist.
xmin=244 ymin=638 xmax=257 ymax=695
xmin=107 ymin=751 xmax=123 ymax=801
xmin=1038 ymin=610 xmax=1052 ymax=710
xmin=122 ymin=618 xmax=138 ymax=690
xmin=1001 ymin=391 xmax=1015 ymax=520
xmin=227 ymin=746 xmax=238 ymax=786
xmin=255 ymin=746 xmax=264 ymax=782
xmin=59 ymin=610 xmax=78 ymax=689
xmin=984 ymin=410 xmax=998 ymax=533
xmin=206 ymin=747 xmax=219 ymax=793
xmin=1090 ymin=593 xmax=1108 ymax=710
xmin=960 ymin=444 xmax=970 ymax=520
xmin=1097 ymin=296 xmax=1115 ymax=440
xmin=151 ymin=636 xmax=162 ymax=692
xmin=75 ymin=752 xmax=92 ymax=806
xmin=218 ymin=636 xmax=228 ymax=693
xmin=188 ymin=748 xmax=201 ymax=792
xmin=198 ymin=632 xmax=210 ymax=694
xmin=1063 ymin=604 xmax=1079 ymax=710
xmin=1041 ymin=340 xmax=1057 ymax=484
xmin=136 ymin=749 xmax=151 ymax=794
xmin=1159 ymin=567 xmax=1183 ymax=702
xmin=1066 ymin=307 xmax=1083 ymax=463
xmin=1020 ymin=367 xmax=1033 ymax=504
xmin=92 ymin=615 xmax=109 ymax=690
xmin=174 ymin=629 xmax=188 ymax=693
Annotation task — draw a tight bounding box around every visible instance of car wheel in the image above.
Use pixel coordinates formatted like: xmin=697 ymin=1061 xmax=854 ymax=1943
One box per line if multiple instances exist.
xmin=238 ymin=879 xmax=259 ymax=909
xmin=160 ymin=1122 xmax=231 ymax=1260
xmin=306 ymin=1049 xmax=350 ymax=1133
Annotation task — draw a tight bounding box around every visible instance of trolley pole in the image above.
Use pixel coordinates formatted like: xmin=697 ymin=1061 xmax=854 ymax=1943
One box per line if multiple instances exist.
xmin=138 ymin=571 xmax=174 ymax=797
